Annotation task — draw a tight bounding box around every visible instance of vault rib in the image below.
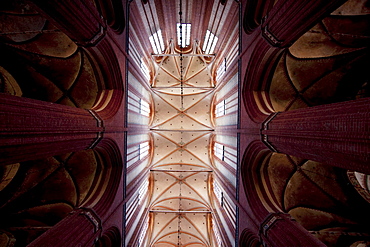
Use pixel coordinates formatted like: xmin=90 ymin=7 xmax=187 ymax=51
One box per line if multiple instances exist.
xmin=151 ymin=147 xmax=182 ymax=166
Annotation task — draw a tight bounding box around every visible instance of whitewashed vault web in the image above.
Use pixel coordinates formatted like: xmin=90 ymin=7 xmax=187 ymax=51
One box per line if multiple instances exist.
xmin=147 ymin=41 xmax=219 ymax=246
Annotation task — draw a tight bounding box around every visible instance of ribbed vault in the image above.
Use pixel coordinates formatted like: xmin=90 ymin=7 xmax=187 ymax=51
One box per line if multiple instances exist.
xmin=148 ymin=44 xmax=216 ymax=246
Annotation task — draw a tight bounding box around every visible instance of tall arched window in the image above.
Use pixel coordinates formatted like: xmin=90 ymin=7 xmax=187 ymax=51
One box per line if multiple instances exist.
xmin=149 ymin=30 xmax=165 ymax=54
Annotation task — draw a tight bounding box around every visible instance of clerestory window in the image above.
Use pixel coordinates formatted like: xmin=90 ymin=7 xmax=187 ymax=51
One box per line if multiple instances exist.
xmin=128 ymin=93 xmax=150 ymax=117
xmin=214 ymin=142 xmax=225 ymax=161
xmin=140 ymin=59 xmax=150 ymax=81
xmin=216 ymin=57 xmax=227 ymax=81
xmin=140 ymin=99 xmax=150 ymax=117
xmin=202 ymin=30 xmax=218 ymax=54
xmin=139 ymin=141 xmax=149 ymax=160
xmin=127 ymin=140 xmax=150 ymax=168
xmin=215 ymin=99 xmax=226 ymax=117
xmin=149 ymin=29 xmax=165 ymax=54
xmin=177 ymin=23 xmax=191 ymax=48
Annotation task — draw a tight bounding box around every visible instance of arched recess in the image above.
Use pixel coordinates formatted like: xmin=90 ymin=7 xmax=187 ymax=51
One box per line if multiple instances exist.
xmin=0 ymin=0 xmax=124 ymax=121
xmin=87 ymin=39 xmax=125 ymax=120
xmin=253 ymin=150 xmax=370 ymax=246
xmin=267 ymin=0 xmax=370 ymax=112
xmin=94 ymin=226 xmax=121 ymax=247
xmin=0 ymin=148 xmax=113 ymax=246
xmin=240 ymin=141 xmax=271 ymax=222
xmin=239 ymin=229 xmax=262 ymax=247
xmin=0 ymin=138 xmax=122 ymax=246
xmin=90 ymin=138 xmax=123 ymax=217
xmin=243 ymin=0 xmax=370 ymax=122
xmin=241 ymin=40 xmax=283 ymax=122
xmin=0 ymin=1 xmax=103 ymax=108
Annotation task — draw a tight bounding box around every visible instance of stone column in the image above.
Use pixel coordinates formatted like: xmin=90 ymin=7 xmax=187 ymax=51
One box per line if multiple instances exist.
xmin=261 ymin=0 xmax=347 ymax=47
xmin=30 ymin=0 xmax=106 ymax=46
xmin=262 ymin=98 xmax=370 ymax=173
xmin=28 ymin=208 xmax=102 ymax=247
xmin=260 ymin=213 xmax=325 ymax=247
xmin=0 ymin=94 xmax=103 ymax=165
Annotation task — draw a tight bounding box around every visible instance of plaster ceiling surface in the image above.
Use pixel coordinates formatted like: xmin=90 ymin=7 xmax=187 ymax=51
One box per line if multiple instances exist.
xmin=150 ymin=211 xmax=211 ymax=247
xmin=152 ymin=52 xmax=213 ymax=88
xmin=150 ymin=44 xmax=215 ymax=132
xmin=148 ymin=48 xmax=216 ymax=246
xmin=150 ymin=131 xmax=212 ymax=169
xmin=150 ymin=92 xmax=214 ymax=130
xmin=150 ymin=171 xmax=211 ymax=211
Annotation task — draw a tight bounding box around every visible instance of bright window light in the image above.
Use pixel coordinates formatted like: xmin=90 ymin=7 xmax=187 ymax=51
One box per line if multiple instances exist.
xmin=149 ymin=29 xmax=165 ymax=54
xmin=138 ymin=179 xmax=149 ymax=202
xmin=216 ymin=58 xmax=226 ymax=81
xmin=139 ymin=141 xmax=149 ymax=160
xmin=138 ymin=215 xmax=149 ymax=246
xmin=215 ymin=100 xmax=226 ymax=117
xmin=213 ymin=218 xmax=223 ymax=247
xmin=202 ymin=30 xmax=218 ymax=54
xmin=140 ymin=59 xmax=150 ymax=81
xmin=177 ymin=23 xmax=191 ymax=48
xmin=140 ymin=99 xmax=150 ymax=117
xmin=213 ymin=180 xmax=222 ymax=202
xmin=214 ymin=143 xmax=224 ymax=160
xmin=128 ymin=92 xmax=150 ymax=117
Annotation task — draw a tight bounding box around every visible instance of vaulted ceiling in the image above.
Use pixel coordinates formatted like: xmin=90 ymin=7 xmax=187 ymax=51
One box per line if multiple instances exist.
xmin=128 ymin=0 xmax=239 ymax=245
xmin=148 ymin=49 xmax=216 ymax=246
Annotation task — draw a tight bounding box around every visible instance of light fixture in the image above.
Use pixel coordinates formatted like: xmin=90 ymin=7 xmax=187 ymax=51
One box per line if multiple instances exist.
xmin=179 ymin=0 xmax=184 ymax=111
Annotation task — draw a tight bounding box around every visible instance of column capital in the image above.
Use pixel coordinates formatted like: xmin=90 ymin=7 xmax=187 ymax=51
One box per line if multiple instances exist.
xmin=261 ymin=0 xmax=347 ymax=47
xmin=259 ymin=212 xmax=325 ymax=247
xmin=28 ymin=208 xmax=102 ymax=247
xmin=30 ymin=0 xmax=106 ymax=46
